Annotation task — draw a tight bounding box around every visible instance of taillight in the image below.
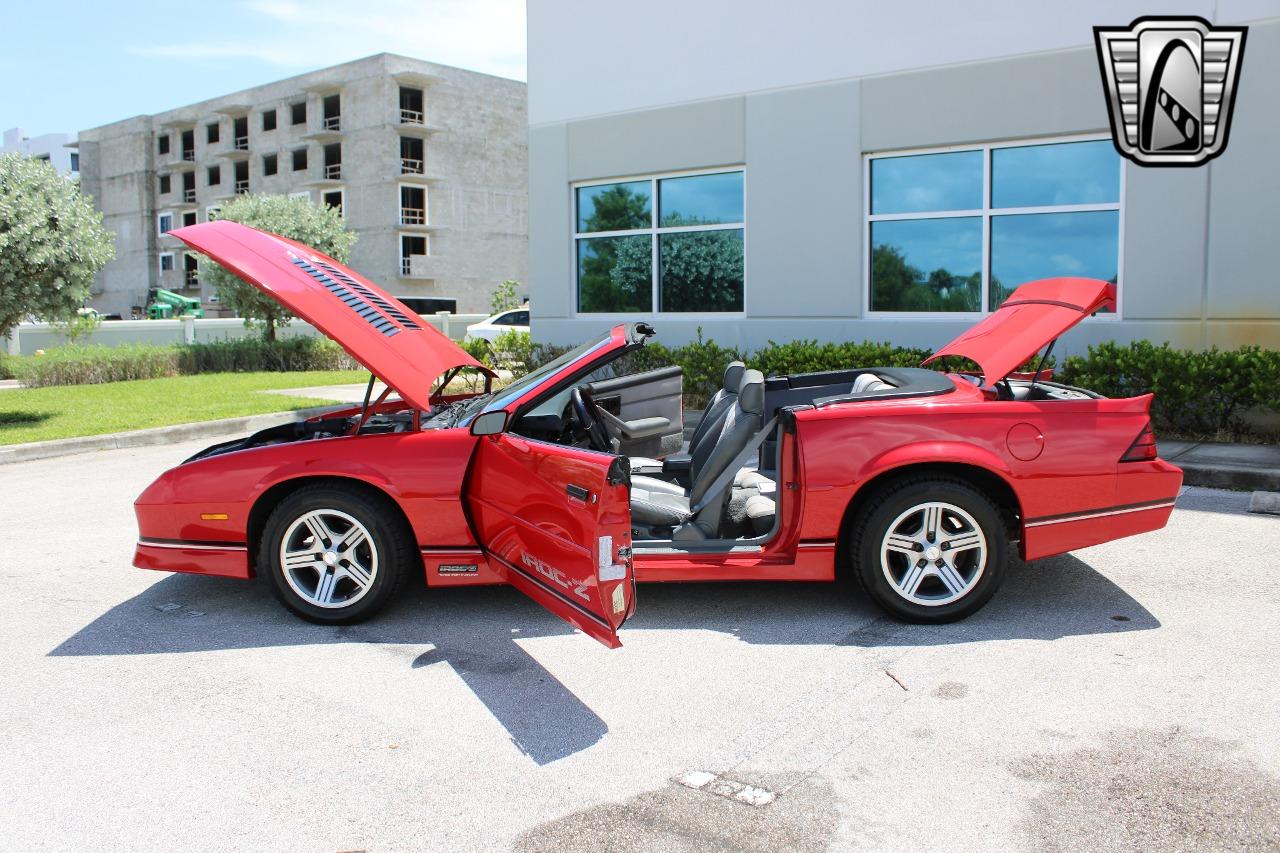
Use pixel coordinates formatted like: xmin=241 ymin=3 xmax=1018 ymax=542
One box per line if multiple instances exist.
xmin=1120 ymin=421 xmax=1159 ymax=462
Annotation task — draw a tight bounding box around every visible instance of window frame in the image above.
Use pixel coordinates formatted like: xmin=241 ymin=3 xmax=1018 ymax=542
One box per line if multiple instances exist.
xmin=158 ymin=252 xmax=175 ymax=273
xmin=399 ymin=183 xmax=428 ymax=225
xmin=399 ymin=231 xmax=431 ymax=278
xmin=863 ymin=134 xmax=1124 ymax=321
xmin=156 ymin=210 xmax=174 ymax=236
xmin=322 ymin=187 xmax=344 ymax=215
xmin=571 ymin=165 xmax=747 ymax=318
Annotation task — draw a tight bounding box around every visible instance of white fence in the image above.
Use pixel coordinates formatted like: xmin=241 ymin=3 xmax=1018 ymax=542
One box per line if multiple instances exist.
xmin=5 ymin=313 xmax=488 ymax=356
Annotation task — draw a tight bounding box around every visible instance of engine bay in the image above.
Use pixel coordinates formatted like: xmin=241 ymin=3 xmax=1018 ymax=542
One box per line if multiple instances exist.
xmin=184 ymin=409 xmax=421 ymax=463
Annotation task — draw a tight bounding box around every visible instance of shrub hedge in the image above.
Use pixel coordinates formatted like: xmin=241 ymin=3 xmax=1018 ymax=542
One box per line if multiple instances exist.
xmin=12 ymin=344 xmax=179 ymax=388
xmin=1058 ymin=341 xmax=1280 ymax=437
xmin=9 ymin=337 xmax=357 ymax=388
xmin=175 ymin=337 xmax=358 ymax=374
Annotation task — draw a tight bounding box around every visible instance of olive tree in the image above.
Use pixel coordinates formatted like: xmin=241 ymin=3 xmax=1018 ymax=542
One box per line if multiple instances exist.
xmin=0 ymin=153 xmax=115 ymax=338
xmin=200 ymin=194 xmax=356 ymax=340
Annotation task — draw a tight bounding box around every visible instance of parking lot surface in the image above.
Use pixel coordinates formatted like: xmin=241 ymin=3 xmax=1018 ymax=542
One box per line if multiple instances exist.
xmin=2 ymin=439 xmax=1278 ymax=851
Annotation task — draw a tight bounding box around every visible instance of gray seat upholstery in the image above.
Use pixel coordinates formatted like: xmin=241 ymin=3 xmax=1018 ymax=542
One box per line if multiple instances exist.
xmin=730 ymin=372 xmax=892 ymax=492
xmin=630 ymin=369 xmax=766 ymax=539
xmin=852 ymin=372 xmax=895 ymax=394
xmin=629 ymin=361 xmax=745 ymax=475
xmin=628 ymin=489 xmax=692 ymax=527
xmin=744 ymin=494 xmax=776 ymax=536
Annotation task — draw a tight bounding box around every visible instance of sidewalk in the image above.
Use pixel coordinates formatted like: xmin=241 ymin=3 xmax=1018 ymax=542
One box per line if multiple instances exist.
xmin=1160 ymin=439 xmax=1280 ymax=491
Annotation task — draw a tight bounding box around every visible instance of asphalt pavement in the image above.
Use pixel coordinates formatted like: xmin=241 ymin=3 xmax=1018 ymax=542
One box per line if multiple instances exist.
xmin=1 ymin=438 xmax=1277 ymax=851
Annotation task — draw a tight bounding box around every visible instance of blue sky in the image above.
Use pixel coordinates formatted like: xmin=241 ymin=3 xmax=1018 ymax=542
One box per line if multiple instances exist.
xmin=1 ymin=0 xmax=526 ymax=136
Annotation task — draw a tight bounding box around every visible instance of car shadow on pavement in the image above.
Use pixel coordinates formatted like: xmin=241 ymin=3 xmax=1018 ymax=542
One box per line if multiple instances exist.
xmin=49 ymin=550 xmax=1155 ymax=765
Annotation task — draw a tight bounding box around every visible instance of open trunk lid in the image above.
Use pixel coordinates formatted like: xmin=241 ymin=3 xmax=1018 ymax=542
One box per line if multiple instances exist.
xmin=171 ymin=221 xmax=493 ymax=411
xmin=923 ymin=278 xmax=1115 ymax=384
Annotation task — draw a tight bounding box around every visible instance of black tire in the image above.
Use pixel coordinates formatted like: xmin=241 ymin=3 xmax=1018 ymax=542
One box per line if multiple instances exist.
xmin=848 ymin=477 xmax=1007 ymax=624
xmin=258 ymin=484 xmax=413 ymax=625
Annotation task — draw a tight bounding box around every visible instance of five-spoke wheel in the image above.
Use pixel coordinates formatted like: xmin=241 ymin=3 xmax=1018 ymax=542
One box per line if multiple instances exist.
xmin=279 ymin=509 xmax=379 ymax=609
xmin=850 ymin=478 xmax=1007 ymax=623
xmin=260 ymin=485 xmax=411 ymax=624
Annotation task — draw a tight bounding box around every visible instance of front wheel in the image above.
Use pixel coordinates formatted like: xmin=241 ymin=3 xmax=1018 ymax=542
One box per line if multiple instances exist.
xmin=849 ymin=477 xmax=1008 ymax=623
xmin=259 ymin=485 xmax=412 ymax=624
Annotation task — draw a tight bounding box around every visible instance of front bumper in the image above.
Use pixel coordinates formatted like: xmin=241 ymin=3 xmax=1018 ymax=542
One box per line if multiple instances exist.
xmin=133 ymin=539 xmax=251 ymax=579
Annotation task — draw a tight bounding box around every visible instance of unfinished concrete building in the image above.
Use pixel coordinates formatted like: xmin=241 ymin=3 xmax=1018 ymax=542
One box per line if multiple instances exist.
xmin=76 ymin=53 xmax=527 ymax=316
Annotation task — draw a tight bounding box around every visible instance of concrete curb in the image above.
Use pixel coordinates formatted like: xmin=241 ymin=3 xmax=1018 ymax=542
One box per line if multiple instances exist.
xmin=1248 ymin=491 xmax=1280 ymax=515
xmin=1178 ymin=463 xmax=1280 ymax=492
xmin=0 ymin=406 xmax=341 ymax=466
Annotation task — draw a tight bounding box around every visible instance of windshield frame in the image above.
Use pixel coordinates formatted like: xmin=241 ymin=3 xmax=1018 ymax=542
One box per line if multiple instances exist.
xmin=459 ymin=328 xmax=622 ymax=426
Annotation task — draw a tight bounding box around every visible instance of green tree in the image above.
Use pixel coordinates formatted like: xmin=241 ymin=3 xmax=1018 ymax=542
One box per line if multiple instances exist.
xmin=200 ymin=193 xmax=356 ymax=340
xmin=584 ymin=184 xmax=650 ymax=232
xmin=870 ymin=244 xmax=979 ymax=312
xmin=490 ymin=279 xmax=520 ymax=314
xmin=0 ymin=153 xmax=115 ymax=338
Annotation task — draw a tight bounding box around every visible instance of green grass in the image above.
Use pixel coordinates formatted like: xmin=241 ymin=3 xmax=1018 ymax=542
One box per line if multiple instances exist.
xmin=0 ymin=370 xmax=365 ymax=445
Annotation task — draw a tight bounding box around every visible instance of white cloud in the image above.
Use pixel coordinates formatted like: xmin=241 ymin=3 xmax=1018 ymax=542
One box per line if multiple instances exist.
xmin=132 ymin=0 xmax=526 ymax=80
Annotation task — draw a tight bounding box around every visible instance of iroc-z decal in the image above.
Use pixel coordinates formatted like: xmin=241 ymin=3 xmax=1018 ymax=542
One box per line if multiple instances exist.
xmin=521 ymin=552 xmax=590 ymax=602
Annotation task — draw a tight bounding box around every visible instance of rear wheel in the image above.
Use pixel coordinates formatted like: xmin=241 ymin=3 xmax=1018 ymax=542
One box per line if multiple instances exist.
xmin=259 ymin=485 xmax=412 ymax=624
xmin=849 ymin=477 xmax=1007 ymax=623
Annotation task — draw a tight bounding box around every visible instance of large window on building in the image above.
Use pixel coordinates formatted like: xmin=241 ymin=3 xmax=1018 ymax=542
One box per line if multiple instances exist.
xmin=574 ymin=169 xmax=744 ymax=314
xmin=865 ymin=138 xmax=1121 ymax=315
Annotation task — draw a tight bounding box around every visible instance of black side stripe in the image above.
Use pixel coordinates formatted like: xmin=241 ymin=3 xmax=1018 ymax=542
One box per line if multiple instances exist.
xmin=1024 ymin=497 xmax=1176 ymax=526
xmin=487 ymin=551 xmax=612 ymax=631
xmin=139 ymin=537 xmax=248 ymax=549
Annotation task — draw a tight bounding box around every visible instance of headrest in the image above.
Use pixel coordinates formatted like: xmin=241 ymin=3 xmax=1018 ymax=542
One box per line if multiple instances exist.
xmin=722 ymin=361 xmax=746 ymax=394
xmin=852 ymin=372 xmax=894 ymax=394
xmin=737 ymin=369 xmax=765 ymax=415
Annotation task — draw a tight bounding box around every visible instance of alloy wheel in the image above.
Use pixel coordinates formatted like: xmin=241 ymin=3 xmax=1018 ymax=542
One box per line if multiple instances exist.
xmin=879 ymin=500 xmax=987 ymax=606
xmin=279 ymin=509 xmax=379 ymax=609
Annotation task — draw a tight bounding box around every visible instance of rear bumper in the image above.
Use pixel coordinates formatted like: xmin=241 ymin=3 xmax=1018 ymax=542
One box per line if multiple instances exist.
xmin=133 ymin=539 xmax=251 ymax=579
xmin=1022 ymin=457 xmax=1182 ymax=560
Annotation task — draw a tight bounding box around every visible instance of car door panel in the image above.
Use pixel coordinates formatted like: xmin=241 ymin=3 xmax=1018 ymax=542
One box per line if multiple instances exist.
xmin=466 ymin=433 xmax=635 ymax=648
xmin=586 ymin=365 xmax=684 ymax=458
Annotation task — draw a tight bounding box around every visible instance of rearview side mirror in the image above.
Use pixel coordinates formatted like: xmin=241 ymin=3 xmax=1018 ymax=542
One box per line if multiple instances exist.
xmin=470 ymin=410 xmax=508 ymax=436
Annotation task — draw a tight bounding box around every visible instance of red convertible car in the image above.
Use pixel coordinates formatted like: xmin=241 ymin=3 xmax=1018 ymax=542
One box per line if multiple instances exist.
xmin=134 ymin=221 xmax=1182 ymax=647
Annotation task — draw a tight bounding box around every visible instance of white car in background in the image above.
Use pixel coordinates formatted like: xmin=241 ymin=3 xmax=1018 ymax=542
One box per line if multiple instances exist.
xmin=465 ymin=307 xmax=530 ymax=343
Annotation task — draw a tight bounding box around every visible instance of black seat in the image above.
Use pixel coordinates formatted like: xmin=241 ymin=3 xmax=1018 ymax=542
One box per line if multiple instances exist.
xmin=630 ymin=370 xmax=765 ymax=540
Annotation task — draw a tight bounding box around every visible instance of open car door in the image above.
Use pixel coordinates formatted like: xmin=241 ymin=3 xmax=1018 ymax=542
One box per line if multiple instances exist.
xmin=466 ymin=433 xmax=635 ymax=648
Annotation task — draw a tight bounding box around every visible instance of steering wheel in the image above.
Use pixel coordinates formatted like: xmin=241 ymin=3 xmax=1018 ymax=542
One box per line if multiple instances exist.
xmin=570 ymin=387 xmax=612 ymax=452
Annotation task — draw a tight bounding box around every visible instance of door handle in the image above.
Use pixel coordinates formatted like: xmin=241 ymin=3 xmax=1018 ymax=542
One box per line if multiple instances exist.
xmin=566 ymin=484 xmax=591 ymax=501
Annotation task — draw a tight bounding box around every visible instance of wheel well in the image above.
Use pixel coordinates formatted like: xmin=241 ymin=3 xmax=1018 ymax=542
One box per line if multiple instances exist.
xmin=246 ymin=476 xmax=417 ymax=569
xmin=835 ymin=462 xmax=1022 ymax=579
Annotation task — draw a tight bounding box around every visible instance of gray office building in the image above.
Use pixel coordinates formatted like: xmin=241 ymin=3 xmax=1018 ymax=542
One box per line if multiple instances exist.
xmin=77 ymin=53 xmax=527 ymax=317
xmin=526 ymin=2 xmax=1279 ymax=355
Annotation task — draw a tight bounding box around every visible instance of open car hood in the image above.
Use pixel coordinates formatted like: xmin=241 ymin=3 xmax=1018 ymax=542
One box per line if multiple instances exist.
xmin=171 ymin=221 xmax=492 ymax=411
xmin=923 ymin=278 xmax=1115 ymax=384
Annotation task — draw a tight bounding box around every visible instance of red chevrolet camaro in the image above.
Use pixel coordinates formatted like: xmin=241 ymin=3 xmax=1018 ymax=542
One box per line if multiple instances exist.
xmin=133 ymin=221 xmax=1182 ymax=647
